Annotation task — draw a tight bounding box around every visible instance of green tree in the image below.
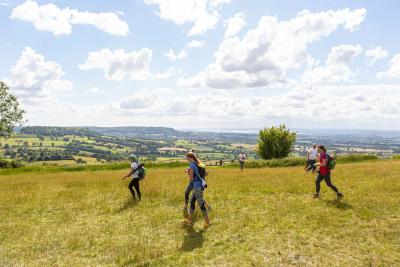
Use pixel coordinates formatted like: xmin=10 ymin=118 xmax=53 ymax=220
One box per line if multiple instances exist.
xmin=256 ymin=124 xmax=296 ymax=160
xmin=0 ymin=81 xmax=24 ymax=138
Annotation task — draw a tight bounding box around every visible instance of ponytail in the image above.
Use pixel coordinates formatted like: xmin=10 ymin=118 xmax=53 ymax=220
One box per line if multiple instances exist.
xmin=186 ymin=152 xmax=200 ymax=164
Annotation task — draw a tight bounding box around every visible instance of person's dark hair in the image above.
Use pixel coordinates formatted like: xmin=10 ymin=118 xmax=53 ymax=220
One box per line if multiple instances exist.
xmin=318 ymin=145 xmax=326 ymax=152
xmin=186 ymin=152 xmax=200 ymax=164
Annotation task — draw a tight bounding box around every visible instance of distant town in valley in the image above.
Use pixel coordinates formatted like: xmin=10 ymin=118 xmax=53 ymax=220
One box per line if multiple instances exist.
xmin=1 ymin=126 xmax=398 ymax=166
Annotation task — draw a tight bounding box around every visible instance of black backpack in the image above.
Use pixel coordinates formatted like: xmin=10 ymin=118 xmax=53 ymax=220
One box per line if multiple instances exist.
xmin=133 ymin=162 xmax=146 ymax=180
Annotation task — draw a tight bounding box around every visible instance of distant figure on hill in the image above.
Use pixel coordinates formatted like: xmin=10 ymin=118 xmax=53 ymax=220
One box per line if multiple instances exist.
xmin=182 ymin=152 xmax=211 ymax=229
xmin=122 ymin=154 xmax=145 ymax=201
xmin=313 ymin=146 xmax=343 ymax=200
xmin=305 ymin=144 xmax=318 ymax=174
xmin=239 ymin=152 xmax=247 ymax=171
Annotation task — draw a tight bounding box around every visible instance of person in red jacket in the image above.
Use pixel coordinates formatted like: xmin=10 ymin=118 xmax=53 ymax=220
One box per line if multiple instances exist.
xmin=313 ymin=145 xmax=343 ymax=200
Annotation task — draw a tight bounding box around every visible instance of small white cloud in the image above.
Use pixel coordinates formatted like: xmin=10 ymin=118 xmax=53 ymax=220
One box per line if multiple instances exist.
xmin=79 ymin=48 xmax=152 ymax=81
xmin=9 ymin=47 xmax=72 ymax=96
xmin=186 ymin=40 xmax=205 ymax=49
xmin=365 ymin=46 xmax=388 ymax=65
xmin=86 ymin=87 xmax=102 ymax=94
xmin=224 ymin=13 xmax=246 ymax=38
xmin=303 ymin=44 xmax=362 ymax=84
xmin=164 ymin=40 xmax=204 ymax=61
xmin=120 ymin=95 xmax=156 ymax=110
xmin=10 ymin=0 xmax=130 ymax=36
xmin=154 ymin=67 xmax=179 ymax=79
xmin=377 ymin=53 xmax=400 ymax=79
xmin=144 ymin=0 xmax=231 ymax=36
xmin=164 ymin=49 xmax=187 ymax=61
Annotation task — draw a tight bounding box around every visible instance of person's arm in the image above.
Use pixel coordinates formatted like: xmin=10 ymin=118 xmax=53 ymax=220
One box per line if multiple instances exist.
xmin=122 ymin=168 xmax=134 ymax=180
xmin=188 ymin=167 xmax=194 ymax=182
xmin=315 ymin=157 xmax=327 ymax=167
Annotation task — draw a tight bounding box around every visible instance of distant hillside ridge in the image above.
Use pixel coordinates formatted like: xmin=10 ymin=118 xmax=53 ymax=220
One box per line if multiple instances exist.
xmin=87 ymin=126 xmax=180 ymax=138
xmin=20 ymin=126 xmax=99 ymax=137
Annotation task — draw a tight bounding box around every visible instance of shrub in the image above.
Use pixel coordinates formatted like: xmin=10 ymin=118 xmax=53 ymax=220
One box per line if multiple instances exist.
xmin=256 ymin=125 xmax=296 ymax=160
xmin=0 ymin=158 xmax=25 ymax=168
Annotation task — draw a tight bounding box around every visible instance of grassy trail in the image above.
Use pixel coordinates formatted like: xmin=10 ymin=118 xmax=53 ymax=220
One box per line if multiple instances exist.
xmin=1 ymin=161 xmax=399 ymax=266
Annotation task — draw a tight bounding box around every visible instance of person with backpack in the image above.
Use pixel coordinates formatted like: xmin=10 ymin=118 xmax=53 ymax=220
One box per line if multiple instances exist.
xmin=313 ymin=145 xmax=343 ymax=200
xmin=305 ymin=143 xmax=318 ymax=173
xmin=182 ymin=152 xmax=211 ymax=229
xmin=239 ymin=152 xmax=247 ymax=171
xmin=183 ymin=152 xmax=211 ymax=218
xmin=122 ymin=154 xmax=146 ymax=201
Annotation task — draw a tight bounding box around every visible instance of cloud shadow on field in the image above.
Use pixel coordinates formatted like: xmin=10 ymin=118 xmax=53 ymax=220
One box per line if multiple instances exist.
xmin=324 ymin=199 xmax=353 ymax=210
xmin=115 ymin=197 xmax=139 ymax=213
xmin=181 ymin=225 xmax=204 ymax=252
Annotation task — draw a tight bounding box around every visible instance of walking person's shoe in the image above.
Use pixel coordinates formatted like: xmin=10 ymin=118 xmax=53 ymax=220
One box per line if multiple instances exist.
xmin=203 ymin=221 xmax=211 ymax=229
xmin=313 ymin=193 xmax=320 ymax=199
xmin=182 ymin=218 xmax=193 ymax=225
xmin=337 ymin=193 xmax=344 ymax=200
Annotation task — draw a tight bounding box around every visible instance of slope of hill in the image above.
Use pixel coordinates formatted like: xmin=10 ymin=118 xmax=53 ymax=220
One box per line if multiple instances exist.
xmin=1 ymin=161 xmax=399 ymax=266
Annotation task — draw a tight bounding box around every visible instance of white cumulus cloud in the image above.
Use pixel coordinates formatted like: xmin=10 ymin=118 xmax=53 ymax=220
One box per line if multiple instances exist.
xmin=79 ymin=48 xmax=152 ymax=81
xmin=144 ymin=0 xmax=231 ymax=36
xmin=376 ymin=53 xmax=400 ymax=79
xmin=10 ymin=0 xmax=130 ymax=36
xmin=302 ymin=44 xmax=362 ymax=84
xmin=8 ymin=47 xmax=72 ymax=96
xmin=178 ymin=8 xmax=367 ymax=89
xmin=164 ymin=40 xmax=204 ymax=61
xmin=365 ymin=46 xmax=388 ymax=65
xmin=224 ymin=13 xmax=246 ymax=38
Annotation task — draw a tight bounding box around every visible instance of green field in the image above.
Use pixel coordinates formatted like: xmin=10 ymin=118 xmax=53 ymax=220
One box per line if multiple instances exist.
xmin=1 ymin=161 xmax=399 ymax=266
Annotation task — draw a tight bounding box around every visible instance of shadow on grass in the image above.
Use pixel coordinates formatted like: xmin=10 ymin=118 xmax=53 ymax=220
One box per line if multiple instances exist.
xmin=324 ymin=199 xmax=353 ymax=210
xmin=181 ymin=224 xmax=205 ymax=252
xmin=115 ymin=197 xmax=139 ymax=213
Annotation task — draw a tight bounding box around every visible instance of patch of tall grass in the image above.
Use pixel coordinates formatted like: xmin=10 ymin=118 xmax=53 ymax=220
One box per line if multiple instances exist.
xmin=0 ymin=160 xmax=188 ymax=175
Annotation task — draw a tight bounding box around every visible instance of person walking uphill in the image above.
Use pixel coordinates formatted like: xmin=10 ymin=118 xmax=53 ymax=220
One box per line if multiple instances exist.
xmin=122 ymin=154 xmax=145 ymax=201
xmin=239 ymin=152 xmax=247 ymax=171
xmin=183 ymin=152 xmax=211 ymax=229
xmin=305 ymin=143 xmax=318 ymax=173
xmin=313 ymin=146 xmax=343 ymax=200
xmin=183 ymin=154 xmax=211 ymax=218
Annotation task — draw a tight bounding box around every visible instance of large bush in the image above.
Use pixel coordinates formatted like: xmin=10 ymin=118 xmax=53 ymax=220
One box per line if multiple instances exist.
xmin=256 ymin=125 xmax=296 ymax=160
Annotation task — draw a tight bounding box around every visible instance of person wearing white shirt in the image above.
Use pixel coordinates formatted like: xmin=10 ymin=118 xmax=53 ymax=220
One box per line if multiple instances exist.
xmin=239 ymin=153 xmax=247 ymax=171
xmin=305 ymin=144 xmax=318 ymax=173
xmin=122 ymin=154 xmax=142 ymax=201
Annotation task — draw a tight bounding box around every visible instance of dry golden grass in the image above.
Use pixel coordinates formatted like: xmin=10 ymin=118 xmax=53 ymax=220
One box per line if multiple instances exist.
xmin=0 ymin=160 xmax=399 ymax=266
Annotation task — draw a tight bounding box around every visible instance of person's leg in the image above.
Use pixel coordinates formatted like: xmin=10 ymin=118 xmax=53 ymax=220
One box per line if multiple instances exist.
xmin=305 ymin=160 xmax=310 ymax=171
xmin=240 ymin=161 xmax=244 ymax=170
xmin=183 ymin=183 xmax=192 ymax=218
xmin=184 ymin=183 xmax=192 ymax=206
xmin=310 ymin=160 xmax=316 ymax=174
xmin=128 ymin=179 xmax=136 ymax=199
xmin=323 ymin=173 xmax=341 ymax=194
xmin=314 ymin=173 xmax=324 ymax=197
xmin=132 ymin=179 xmax=141 ymax=201
xmin=193 ymin=189 xmax=210 ymax=227
xmin=185 ymin=193 xmax=197 ymax=224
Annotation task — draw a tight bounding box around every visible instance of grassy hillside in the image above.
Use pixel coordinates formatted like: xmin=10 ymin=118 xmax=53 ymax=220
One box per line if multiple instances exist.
xmin=1 ymin=161 xmax=399 ymax=266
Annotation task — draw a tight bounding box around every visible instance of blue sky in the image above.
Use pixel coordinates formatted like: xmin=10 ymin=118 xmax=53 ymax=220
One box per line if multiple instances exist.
xmin=1 ymin=0 xmax=400 ymax=130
